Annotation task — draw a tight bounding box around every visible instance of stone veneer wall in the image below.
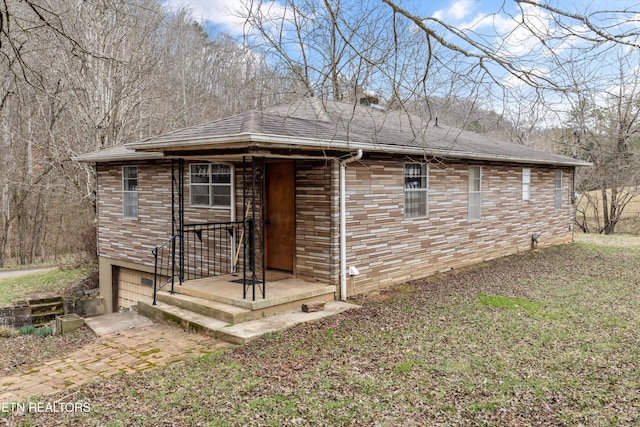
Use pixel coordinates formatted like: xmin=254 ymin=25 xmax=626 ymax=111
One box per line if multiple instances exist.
xmin=96 ymin=160 xmax=246 ymax=311
xmin=341 ymin=157 xmax=575 ymax=297
xmin=96 ymin=160 xmax=241 ymax=267
xmin=294 ymin=160 xmax=338 ymax=285
xmin=97 ymin=160 xmax=173 ymax=267
xmin=95 ymin=156 xmax=576 ymax=307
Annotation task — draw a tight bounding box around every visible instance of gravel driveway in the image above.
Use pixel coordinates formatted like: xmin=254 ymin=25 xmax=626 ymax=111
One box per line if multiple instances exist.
xmin=0 ymin=267 xmax=56 ymax=280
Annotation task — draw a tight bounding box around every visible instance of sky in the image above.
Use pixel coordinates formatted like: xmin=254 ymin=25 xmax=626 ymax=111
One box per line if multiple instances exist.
xmin=162 ymin=0 xmax=640 ymax=124
xmin=165 ymin=0 xmax=507 ymax=36
xmin=162 ymin=0 xmax=635 ymax=67
xmin=159 ymin=0 xmax=591 ymax=82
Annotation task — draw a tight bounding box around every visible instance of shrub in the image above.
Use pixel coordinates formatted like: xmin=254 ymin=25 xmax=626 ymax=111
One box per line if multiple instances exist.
xmin=74 ymin=222 xmax=98 ymax=268
xmin=19 ymin=325 xmax=35 ymax=335
xmin=0 ymin=325 xmax=19 ymax=338
xmin=35 ymin=326 xmax=53 ymax=337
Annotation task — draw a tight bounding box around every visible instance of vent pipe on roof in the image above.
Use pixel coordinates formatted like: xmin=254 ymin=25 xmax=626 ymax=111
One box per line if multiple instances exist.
xmin=339 ymin=149 xmax=363 ymax=301
xmin=359 ymin=92 xmax=379 ymax=106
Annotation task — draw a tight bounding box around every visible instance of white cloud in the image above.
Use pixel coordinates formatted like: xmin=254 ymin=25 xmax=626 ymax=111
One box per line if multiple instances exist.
xmin=163 ymin=0 xmax=239 ymax=31
xmin=449 ymin=0 xmax=475 ymax=20
xmin=163 ymin=0 xmax=288 ymax=35
xmin=433 ymin=0 xmax=475 ymax=21
xmin=455 ymin=3 xmax=556 ymax=58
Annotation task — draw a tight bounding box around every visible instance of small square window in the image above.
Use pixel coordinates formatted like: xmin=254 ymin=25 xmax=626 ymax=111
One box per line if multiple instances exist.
xmin=190 ymin=163 xmax=232 ymax=208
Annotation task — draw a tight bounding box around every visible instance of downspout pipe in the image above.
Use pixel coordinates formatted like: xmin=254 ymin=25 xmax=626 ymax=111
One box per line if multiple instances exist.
xmin=339 ymin=149 xmax=363 ymax=301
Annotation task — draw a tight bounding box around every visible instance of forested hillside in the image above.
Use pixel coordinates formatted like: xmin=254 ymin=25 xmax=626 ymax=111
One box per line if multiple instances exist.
xmin=0 ymin=1 xmax=299 ymax=267
xmin=1 ymin=0 xmax=639 ymax=267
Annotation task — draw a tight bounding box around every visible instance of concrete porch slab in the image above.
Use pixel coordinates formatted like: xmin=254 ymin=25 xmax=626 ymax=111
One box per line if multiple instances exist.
xmin=85 ymin=311 xmax=154 ymax=336
xmin=175 ymin=274 xmax=336 ymax=311
xmin=138 ymin=299 xmax=360 ymax=345
xmin=216 ymin=300 xmax=359 ymax=345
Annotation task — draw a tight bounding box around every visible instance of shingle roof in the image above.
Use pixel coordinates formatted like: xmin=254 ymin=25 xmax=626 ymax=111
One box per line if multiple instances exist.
xmin=77 ymin=98 xmax=590 ymax=167
xmin=73 ymin=144 xmax=164 ymax=162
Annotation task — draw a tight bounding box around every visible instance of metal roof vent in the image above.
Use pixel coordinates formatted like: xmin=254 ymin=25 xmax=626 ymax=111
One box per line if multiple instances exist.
xmin=360 ymin=92 xmax=385 ymax=112
xmin=359 ymin=92 xmax=379 ymax=106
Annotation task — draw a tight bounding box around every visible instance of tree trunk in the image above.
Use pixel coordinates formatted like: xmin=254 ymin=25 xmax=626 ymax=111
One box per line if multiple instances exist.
xmin=600 ymin=186 xmax=610 ymax=234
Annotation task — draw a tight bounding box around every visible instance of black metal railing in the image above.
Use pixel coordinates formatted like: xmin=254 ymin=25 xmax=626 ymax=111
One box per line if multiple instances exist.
xmin=182 ymin=221 xmax=244 ymax=281
xmin=152 ymin=154 xmax=268 ymax=303
xmin=152 ymin=235 xmax=180 ymax=305
xmin=151 ymin=219 xmax=267 ymax=304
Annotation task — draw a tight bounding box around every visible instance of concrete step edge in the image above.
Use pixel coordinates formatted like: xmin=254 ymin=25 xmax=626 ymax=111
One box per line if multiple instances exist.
xmin=156 ymin=291 xmax=253 ymax=324
xmin=138 ymin=301 xmax=229 ymax=340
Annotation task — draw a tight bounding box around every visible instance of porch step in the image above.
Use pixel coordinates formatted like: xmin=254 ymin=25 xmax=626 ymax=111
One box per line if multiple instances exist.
xmin=138 ymin=301 xmax=228 ymax=339
xmin=155 ymin=291 xmax=253 ymax=324
xmin=138 ymin=300 xmax=360 ymax=345
xmin=217 ymin=301 xmax=359 ymax=345
xmin=175 ymin=279 xmax=337 ymax=312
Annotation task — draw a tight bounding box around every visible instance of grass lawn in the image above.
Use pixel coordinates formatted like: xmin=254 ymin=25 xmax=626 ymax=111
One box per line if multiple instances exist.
xmin=11 ymin=235 xmax=640 ymax=426
xmin=0 ymin=268 xmax=88 ymax=306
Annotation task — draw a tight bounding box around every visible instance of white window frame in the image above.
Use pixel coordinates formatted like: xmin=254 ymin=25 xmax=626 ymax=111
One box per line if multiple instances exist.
xmin=189 ymin=163 xmax=233 ymax=208
xmin=404 ymin=163 xmax=428 ymax=218
xmin=554 ymin=170 xmax=563 ymax=210
xmin=122 ymin=165 xmax=138 ymax=219
xmin=522 ymin=168 xmax=531 ymax=201
xmin=468 ymin=166 xmax=482 ymax=220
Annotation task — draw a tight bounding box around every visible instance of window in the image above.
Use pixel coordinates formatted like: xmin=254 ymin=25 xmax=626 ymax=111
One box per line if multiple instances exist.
xmin=468 ymin=166 xmax=482 ymax=220
xmin=190 ymin=163 xmax=232 ymax=207
xmin=522 ymin=168 xmax=531 ymax=201
xmin=404 ymin=163 xmax=428 ymax=218
xmin=554 ymin=170 xmax=562 ymax=210
xmin=122 ymin=166 xmax=138 ymax=219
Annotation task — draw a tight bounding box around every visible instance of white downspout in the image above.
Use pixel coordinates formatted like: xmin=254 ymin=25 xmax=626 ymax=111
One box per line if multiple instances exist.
xmin=339 ymin=149 xmax=363 ymax=301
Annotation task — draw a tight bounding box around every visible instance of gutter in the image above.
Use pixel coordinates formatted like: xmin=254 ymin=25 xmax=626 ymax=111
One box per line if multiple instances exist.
xmin=339 ymin=149 xmax=363 ymax=301
xmin=125 ymin=133 xmax=590 ymax=168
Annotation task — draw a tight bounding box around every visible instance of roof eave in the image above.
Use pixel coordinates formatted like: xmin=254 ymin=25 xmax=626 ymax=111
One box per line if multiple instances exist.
xmin=126 ymin=132 xmax=591 ymax=168
xmin=73 ymin=151 xmax=165 ymax=163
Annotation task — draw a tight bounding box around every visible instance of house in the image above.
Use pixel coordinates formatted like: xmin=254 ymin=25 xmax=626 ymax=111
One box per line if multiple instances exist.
xmin=76 ymin=97 xmax=589 ymax=323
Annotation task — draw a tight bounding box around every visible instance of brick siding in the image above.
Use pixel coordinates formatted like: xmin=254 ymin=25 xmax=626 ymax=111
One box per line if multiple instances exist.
xmin=342 ymin=158 xmax=574 ymax=296
xmin=295 ymin=160 xmax=337 ymax=284
xmin=96 ymin=156 xmax=575 ymax=302
xmin=97 ymin=160 xmax=242 ymax=268
xmin=97 ymin=160 xmax=173 ymax=267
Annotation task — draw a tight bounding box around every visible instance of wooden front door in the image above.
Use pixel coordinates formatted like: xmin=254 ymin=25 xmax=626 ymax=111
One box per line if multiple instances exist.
xmin=265 ymin=161 xmax=295 ymax=271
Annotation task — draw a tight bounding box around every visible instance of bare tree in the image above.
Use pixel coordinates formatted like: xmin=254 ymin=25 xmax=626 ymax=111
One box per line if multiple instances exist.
xmin=564 ymin=54 xmax=640 ymax=234
xmin=153 ymin=17 xmax=287 ymax=130
xmin=0 ymin=0 xmax=66 ymax=266
xmin=1 ymin=0 xmax=298 ymax=266
xmin=239 ymin=1 xmax=640 ymax=236
xmin=240 ymin=0 xmax=405 ymax=101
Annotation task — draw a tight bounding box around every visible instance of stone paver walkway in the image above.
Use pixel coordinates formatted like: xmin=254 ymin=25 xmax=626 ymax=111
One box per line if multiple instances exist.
xmin=0 ymin=323 xmax=229 ymax=402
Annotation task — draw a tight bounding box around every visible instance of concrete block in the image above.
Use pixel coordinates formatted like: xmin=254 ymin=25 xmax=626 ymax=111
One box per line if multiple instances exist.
xmin=83 ymin=298 xmax=106 ymax=317
xmin=63 ymin=296 xmax=106 ymax=317
xmin=301 ymin=302 xmax=325 ymax=312
xmin=56 ymin=314 xmax=85 ymax=334
xmin=0 ymin=307 xmax=12 ymax=325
